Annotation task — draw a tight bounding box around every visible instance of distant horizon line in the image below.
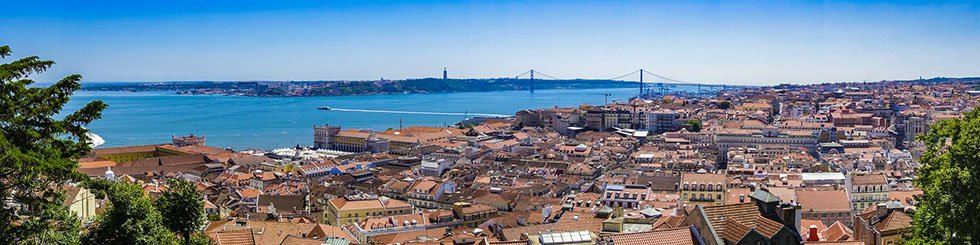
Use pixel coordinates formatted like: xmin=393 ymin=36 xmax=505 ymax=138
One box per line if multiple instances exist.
xmin=38 ymin=75 xmax=980 ymax=87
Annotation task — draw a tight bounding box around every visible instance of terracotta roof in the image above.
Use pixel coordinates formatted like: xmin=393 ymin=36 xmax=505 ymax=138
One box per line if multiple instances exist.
xmin=131 ymin=153 xmax=207 ymax=166
xmin=279 ymin=235 xmax=324 ymax=245
xmin=330 ymin=196 xmax=411 ymax=211
xmin=681 ymin=173 xmax=726 ymax=185
xmin=800 ymin=219 xmax=828 ymax=236
xmin=460 ymin=203 xmax=497 ymax=214
xmin=887 ymin=189 xmax=922 ymax=207
xmin=370 ymin=227 xmax=447 ymax=245
xmin=797 ymin=189 xmax=851 ymax=212
xmin=821 ymin=221 xmax=853 ymax=241
xmin=63 ymin=185 xmax=82 ymax=206
xmin=360 ymin=213 xmax=428 ymax=230
xmin=875 ymin=210 xmax=912 ymax=232
xmin=211 ymin=229 xmax=257 ymax=245
xmin=722 ymin=219 xmax=753 ymax=243
xmin=411 ymin=180 xmax=439 ymax=194
xmin=164 ymin=144 xmax=231 ymax=155
xmin=307 ymin=223 xmax=358 ymax=242
xmin=78 ymin=160 xmax=117 ymax=169
xmin=238 ymin=188 xmax=262 ymax=199
xmin=699 ymin=203 xmax=792 ymax=242
xmin=92 ymin=144 xmax=160 ymax=156
xmin=229 ymin=155 xmax=275 ymax=166
xmin=214 ymin=221 xmax=355 ymax=245
xmin=701 ymin=203 xmax=761 ymax=238
xmin=851 ymin=173 xmax=887 ymax=186
xmin=603 ymin=226 xmax=696 ymax=245
xmin=754 ymin=214 xmax=786 ymax=238
xmin=653 ymin=215 xmax=686 ymax=230
xmin=256 ymin=194 xmax=305 ymax=213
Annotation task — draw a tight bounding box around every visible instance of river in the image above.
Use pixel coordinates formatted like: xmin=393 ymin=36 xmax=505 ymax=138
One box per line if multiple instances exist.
xmin=64 ymin=86 xmax=703 ymax=150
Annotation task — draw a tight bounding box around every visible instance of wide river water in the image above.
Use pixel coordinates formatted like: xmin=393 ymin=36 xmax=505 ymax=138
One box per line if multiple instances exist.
xmin=64 ymin=87 xmax=700 ymax=150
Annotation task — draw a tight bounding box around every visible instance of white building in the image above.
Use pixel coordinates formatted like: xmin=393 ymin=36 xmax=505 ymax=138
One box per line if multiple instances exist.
xmin=418 ymin=159 xmax=451 ymax=177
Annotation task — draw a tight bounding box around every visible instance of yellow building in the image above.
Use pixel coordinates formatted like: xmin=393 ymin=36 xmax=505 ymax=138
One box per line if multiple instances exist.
xmin=91 ymin=144 xmax=188 ymax=163
xmin=325 ymin=195 xmax=413 ymax=226
xmin=847 ymin=173 xmax=889 ymax=211
xmin=680 ymin=172 xmax=727 ymax=205
xmin=64 ymin=186 xmax=97 ymax=222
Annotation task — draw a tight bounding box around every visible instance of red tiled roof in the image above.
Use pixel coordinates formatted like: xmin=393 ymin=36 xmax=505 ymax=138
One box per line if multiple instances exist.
xmin=875 ymin=210 xmax=912 ymax=232
xmin=211 ymin=229 xmax=256 ymax=245
xmin=604 ymin=226 xmax=696 ymax=245
xmin=851 ymin=173 xmax=887 ymax=186
xmin=797 ymin=189 xmax=851 ymax=212
xmin=821 ymin=221 xmax=853 ymax=241
xmin=722 ymin=219 xmax=753 ymax=243
xmin=755 ymin=214 xmax=786 ymax=238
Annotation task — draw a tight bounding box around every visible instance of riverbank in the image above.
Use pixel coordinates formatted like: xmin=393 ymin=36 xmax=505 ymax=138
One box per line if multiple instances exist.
xmin=65 ymin=87 xmax=663 ymax=150
xmin=81 ymin=78 xmax=640 ymax=97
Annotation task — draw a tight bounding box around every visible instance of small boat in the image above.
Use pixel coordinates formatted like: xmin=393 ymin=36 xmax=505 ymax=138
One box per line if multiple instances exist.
xmin=318 ymin=106 xmax=331 ymax=110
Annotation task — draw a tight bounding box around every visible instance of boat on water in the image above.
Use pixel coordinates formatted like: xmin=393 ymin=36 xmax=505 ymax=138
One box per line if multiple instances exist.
xmin=318 ymin=106 xmax=331 ymax=110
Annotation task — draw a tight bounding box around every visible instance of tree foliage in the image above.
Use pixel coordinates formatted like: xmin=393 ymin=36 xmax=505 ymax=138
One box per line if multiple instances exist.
xmin=156 ymin=178 xmax=206 ymax=244
xmin=717 ymin=101 xmax=731 ymax=110
xmin=906 ymin=109 xmax=980 ymax=244
xmin=81 ymin=177 xmax=112 ymax=199
xmin=0 ymin=43 xmax=106 ymax=244
xmin=683 ymin=118 xmax=703 ymax=132
xmin=83 ymin=182 xmax=178 ymax=245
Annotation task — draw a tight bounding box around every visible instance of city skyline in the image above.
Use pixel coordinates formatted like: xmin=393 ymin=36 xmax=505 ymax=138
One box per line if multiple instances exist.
xmin=3 ymin=0 xmax=980 ymax=85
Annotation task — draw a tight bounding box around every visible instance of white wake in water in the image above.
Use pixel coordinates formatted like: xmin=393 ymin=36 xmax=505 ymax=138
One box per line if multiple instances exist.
xmin=86 ymin=132 xmax=106 ymax=148
xmin=329 ymin=108 xmax=509 ymax=118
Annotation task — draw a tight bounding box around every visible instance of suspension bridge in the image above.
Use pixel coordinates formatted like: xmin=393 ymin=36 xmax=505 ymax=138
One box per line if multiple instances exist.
xmin=511 ymin=69 xmax=735 ymax=96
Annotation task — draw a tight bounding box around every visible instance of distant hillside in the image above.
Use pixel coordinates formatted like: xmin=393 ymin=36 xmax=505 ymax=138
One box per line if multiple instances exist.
xmin=82 ymin=78 xmax=640 ymax=96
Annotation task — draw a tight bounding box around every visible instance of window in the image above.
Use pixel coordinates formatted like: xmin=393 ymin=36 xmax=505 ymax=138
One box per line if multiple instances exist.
xmin=717 ymin=194 xmax=722 ymax=200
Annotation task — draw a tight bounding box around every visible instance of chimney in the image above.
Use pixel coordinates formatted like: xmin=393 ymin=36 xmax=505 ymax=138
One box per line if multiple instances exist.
xmin=874 ymin=203 xmax=889 ymax=222
xmin=807 ymin=225 xmax=820 ymax=241
xmin=739 ymin=194 xmax=745 ymax=203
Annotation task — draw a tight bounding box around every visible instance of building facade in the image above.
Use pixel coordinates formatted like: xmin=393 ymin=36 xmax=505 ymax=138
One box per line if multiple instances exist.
xmin=680 ymin=172 xmax=727 ymax=205
xmin=846 ymin=173 xmax=889 ymax=212
xmin=325 ymin=194 xmax=413 ymax=226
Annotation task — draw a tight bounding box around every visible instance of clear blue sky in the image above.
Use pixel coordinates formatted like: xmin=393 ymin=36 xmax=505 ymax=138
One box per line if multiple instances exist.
xmin=2 ymin=0 xmax=978 ymax=85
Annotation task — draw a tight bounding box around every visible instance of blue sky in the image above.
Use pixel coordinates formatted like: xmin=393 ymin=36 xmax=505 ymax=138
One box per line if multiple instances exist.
xmin=2 ymin=0 xmax=978 ymax=85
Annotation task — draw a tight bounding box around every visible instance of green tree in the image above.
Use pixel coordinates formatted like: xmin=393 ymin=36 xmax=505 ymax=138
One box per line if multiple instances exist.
xmin=717 ymin=101 xmax=731 ymax=110
xmin=81 ymin=178 xmax=112 ymax=199
xmin=156 ymin=178 xmax=206 ymax=245
xmin=188 ymin=232 xmax=216 ymax=245
xmin=0 ymin=43 xmax=107 ymax=243
xmin=683 ymin=118 xmax=703 ymax=132
xmin=83 ymin=182 xmax=178 ymax=245
xmin=905 ymin=109 xmax=980 ymax=244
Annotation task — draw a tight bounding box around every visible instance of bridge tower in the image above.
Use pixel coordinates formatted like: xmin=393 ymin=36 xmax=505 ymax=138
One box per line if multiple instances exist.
xmin=530 ymin=69 xmax=535 ymax=93
xmin=639 ymin=69 xmax=644 ymax=96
